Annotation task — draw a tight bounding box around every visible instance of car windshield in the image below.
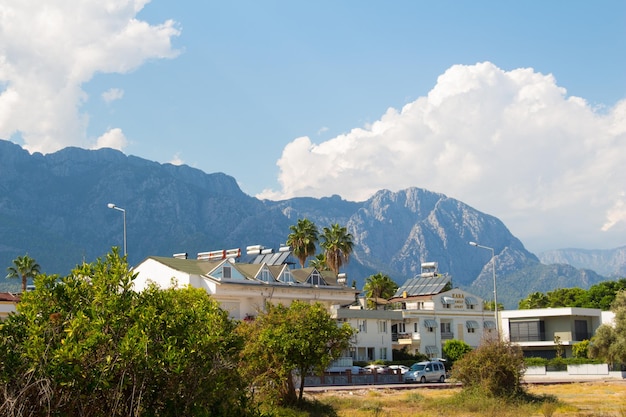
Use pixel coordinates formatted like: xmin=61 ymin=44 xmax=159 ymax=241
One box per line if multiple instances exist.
xmin=410 ymin=364 xmax=425 ymax=371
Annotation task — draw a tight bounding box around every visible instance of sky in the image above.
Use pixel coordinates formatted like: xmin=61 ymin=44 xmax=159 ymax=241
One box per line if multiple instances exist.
xmin=1 ymin=1 xmax=625 ymax=254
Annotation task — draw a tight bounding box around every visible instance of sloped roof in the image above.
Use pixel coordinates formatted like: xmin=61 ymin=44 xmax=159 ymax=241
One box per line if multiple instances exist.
xmin=0 ymin=292 xmax=20 ymax=302
xmin=147 ymin=256 xmax=222 ymax=276
xmin=393 ymin=273 xmax=451 ymax=298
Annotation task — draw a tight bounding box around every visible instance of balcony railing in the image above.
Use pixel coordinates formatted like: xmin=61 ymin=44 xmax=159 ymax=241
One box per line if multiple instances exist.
xmin=441 ymin=332 xmax=454 ymax=340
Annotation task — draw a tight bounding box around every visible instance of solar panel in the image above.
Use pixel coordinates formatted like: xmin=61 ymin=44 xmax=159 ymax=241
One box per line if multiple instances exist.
xmin=394 ymin=273 xmax=451 ymax=297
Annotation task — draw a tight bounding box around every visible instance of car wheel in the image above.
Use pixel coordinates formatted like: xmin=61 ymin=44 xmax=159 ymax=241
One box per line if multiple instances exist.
xmin=420 ymin=376 xmax=426 ymax=383
xmin=439 ymin=375 xmax=445 ymax=383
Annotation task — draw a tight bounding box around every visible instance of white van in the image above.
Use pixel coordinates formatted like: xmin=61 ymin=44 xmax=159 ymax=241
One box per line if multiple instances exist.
xmin=403 ymin=360 xmax=446 ymax=383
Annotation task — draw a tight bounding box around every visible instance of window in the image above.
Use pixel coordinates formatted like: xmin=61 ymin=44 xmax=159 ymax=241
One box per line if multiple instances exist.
xmin=414 ymin=322 xmax=419 ymax=333
xmin=379 ymin=347 xmax=388 ymax=360
xmin=417 ymin=301 xmax=425 ymax=310
xmin=574 ymin=320 xmax=589 ymax=341
xmin=424 ymin=319 xmax=437 ymax=332
xmin=509 ymin=320 xmax=545 ymax=342
xmin=378 ymin=320 xmax=387 ymax=333
xmin=308 ymin=271 xmax=326 ymax=286
xmin=466 ymin=320 xmax=479 ymax=333
xmin=398 ymin=322 xmax=406 ymax=333
xmin=358 ymin=320 xmax=368 ymax=333
xmin=223 ymin=266 xmax=231 ymax=279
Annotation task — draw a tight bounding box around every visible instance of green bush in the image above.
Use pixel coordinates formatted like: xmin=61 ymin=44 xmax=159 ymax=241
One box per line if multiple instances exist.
xmin=451 ymin=338 xmax=527 ymax=398
xmin=525 ymin=357 xmax=547 ymax=367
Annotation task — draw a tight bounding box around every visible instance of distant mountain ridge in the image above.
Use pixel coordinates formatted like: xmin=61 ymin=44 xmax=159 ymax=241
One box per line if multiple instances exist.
xmin=0 ymin=139 xmax=622 ymax=308
xmin=538 ymin=247 xmax=626 ymax=277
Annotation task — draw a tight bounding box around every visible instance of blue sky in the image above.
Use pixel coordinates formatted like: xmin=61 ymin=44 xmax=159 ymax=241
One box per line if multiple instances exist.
xmin=1 ymin=0 xmax=625 ymax=253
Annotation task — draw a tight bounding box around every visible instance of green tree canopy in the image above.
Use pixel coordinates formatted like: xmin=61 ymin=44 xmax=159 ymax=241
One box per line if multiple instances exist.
xmin=237 ymin=301 xmax=355 ymax=405
xmin=442 ymin=339 xmax=473 ymax=366
xmin=517 ymin=279 xmax=626 ymax=310
xmin=308 ymin=253 xmax=330 ymax=271
xmin=518 ymin=291 xmax=549 ymax=309
xmin=0 ymin=249 xmax=253 ymax=417
xmin=286 ymin=218 xmax=319 ymax=268
xmin=589 ymin=290 xmax=626 ymax=364
xmin=320 ymin=223 xmax=354 ymax=276
xmin=363 ymin=273 xmax=398 ymax=309
xmin=6 ymin=254 xmax=40 ymax=292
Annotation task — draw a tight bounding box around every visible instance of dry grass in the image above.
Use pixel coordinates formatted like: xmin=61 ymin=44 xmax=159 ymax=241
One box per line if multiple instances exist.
xmin=305 ymin=381 xmax=626 ymax=417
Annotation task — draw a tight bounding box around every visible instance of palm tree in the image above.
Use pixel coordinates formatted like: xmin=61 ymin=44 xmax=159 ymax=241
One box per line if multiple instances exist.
xmin=320 ymin=223 xmax=353 ymax=276
xmin=6 ymin=254 xmax=41 ymax=292
xmin=286 ymin=218 xmax=319 ymax=268
xmin=364 ymin=273 xmax=398 ymax=308
xmin=308 ymin=253 xmax=330 ymax=271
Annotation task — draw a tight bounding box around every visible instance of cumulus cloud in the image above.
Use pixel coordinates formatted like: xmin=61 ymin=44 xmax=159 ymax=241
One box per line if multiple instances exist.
xmin=259 ymin=62 xmax=626 ymax=251
xmin=169 ymin=153 xmax=184 ymax=166
xmin=102 ymin=88 xmax=125 ymax=103
xmin=0 ymin=0 xmax=180 ymax=153
xmin=93 ymin=127 xmax=127 ymax=150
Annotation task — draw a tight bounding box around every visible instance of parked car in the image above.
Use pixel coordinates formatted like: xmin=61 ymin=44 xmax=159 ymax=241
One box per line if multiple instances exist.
xmin=363 ymin=364 xmax=389 ymax=374
xmin=403 ymin=360 xmax=446 ymax=383
xmin=387 ymin=364 xmax=410 ymax=374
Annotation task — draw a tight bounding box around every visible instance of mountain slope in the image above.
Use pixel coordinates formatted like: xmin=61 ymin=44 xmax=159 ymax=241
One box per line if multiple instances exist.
xmin=0 ymin=140 xmax=617 ymax=307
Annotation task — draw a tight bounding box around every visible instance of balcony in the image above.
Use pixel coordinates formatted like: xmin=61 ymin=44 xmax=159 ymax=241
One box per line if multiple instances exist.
xmin=441 ymin=332 xmax=454 ymax=340
xmin=392 ymin=333 xmax=420 ymax=344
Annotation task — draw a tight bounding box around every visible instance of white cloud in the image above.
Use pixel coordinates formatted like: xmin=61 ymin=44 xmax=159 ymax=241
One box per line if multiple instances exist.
xmin=102 ymin=88 xmax=125 ymax=103
xmin=93 ymin=128 xmax=127 ymax=150
xmin=0 ymin=0 xmax=180 ymax=153
xmin=169 ymin=153 xmax=184 ymax=166
xmin=259 ymin=62 xmax=626 ymax=252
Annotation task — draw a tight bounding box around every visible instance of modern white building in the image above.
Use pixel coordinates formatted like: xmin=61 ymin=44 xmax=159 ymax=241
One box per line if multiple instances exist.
xmin=500 ymin=307 xmax=610 ymax=358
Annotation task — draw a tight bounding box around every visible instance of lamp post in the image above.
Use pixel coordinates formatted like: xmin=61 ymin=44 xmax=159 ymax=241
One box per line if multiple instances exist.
xmin=469 ymin=241 xmax=498 ymax=334
xmin=107 ymin=203 xmax=126 ymax=256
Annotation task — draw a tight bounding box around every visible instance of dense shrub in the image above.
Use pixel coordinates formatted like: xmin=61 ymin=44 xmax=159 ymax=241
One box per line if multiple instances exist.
xmin=451 ymin=338 xmax=526 ymax=398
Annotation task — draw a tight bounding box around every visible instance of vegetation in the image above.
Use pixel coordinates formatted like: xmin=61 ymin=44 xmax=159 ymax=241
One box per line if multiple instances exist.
xmin=363 ymin=272 xmax=398 ymax=308
xmin=237 ymin=300 xmax=355 ymax=405
xmin=442 ymin=339 xmax=473 ymax=366
xmin=451 ymin=338 xmax=526 ymax=399
xmin=307 ymin=381 xmax=626 ymax=417
xmin=589 ymin=289 xmax=626 ymax=364
xmin=5 ymin=254 xmax=40 ymax=292
xmin=308 ymin=253 xmax=330 ymax=271
xmin=286 ymin=218 xmax=319 ymax=268
xmin=518 ymin=278 xmax=626 ymax=310
xmin=0 ymin=249 xmax=255 ymax=416
xmin=320 ymin=223 xmax=354 ymax=276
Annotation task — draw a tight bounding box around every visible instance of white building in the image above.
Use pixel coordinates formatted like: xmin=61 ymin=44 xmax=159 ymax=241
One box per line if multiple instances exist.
xmin=132 ymin=247 xmax=359 ymax=320
xmin=387 ymin=262 xmax=496 ymax=359
xmin=500 ymin=307 xmax=609 ymax=358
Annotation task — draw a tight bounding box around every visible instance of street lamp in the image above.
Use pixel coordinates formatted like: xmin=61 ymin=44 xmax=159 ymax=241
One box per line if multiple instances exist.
xmin=469 ymin=241 xmax=498 ymax=334
xmin=107 ymin=203 xmax=126 ymax=256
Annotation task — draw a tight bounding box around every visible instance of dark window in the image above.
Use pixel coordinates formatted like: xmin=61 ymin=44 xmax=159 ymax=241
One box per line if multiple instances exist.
xmin=510 ymin=320 xmax=545 ymax=342
xmin=574 ymin=320 xmax=589 ymax=341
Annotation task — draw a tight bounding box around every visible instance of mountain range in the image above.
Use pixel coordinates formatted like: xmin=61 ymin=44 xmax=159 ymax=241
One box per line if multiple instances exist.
xmin=0 ymin=139 xmax=623 ymax=308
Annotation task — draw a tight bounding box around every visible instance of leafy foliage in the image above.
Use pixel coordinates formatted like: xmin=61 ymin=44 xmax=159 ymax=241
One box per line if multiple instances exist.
xmin=517 ymin=279 xmax=626 ymax=310
xmin=451 ymin=338 xmax=526 ymax=398
xmin=442 ymin=339 xmax=473 ymax=365
xmin=0 ymin=248 xmax=253 ymax=417
xmin=589 ymin=290 xmax=626 ymax=364
xmin=237 ymin=301 xmax=355 ymax=405
xmin=572 ymin=339 xmax=590 ymax=358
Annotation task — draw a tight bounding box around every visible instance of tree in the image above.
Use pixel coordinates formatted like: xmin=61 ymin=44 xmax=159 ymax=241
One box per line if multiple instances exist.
xmin=286 ymin=218 xmax=319 ymax=268
xmin=442 ymin=339 xmax=473 ymax=366
xmin=363 ymin=273 xmax=398 ymax=309
xmin=451 ymin=338 xmax=526 ymax=398
xmin=0 ymin=248 xmax=253 ymax=417
xmin=237 ymin=301 xmax=355 ymax=405
xmin=320 ymin=223 xmax=354 ymax=276
xmin=308 ymin=253 xmax=330 ymax=271
xmin=6 ymin=254 xmax=40 ymax=292
xmin=589 ymin=290 xmax=626 ymax=365
xmin=483 ymin=300 xmax=504 ymax=311
xmin=546 ymin=287 xmax=587 ymax=307
xmin=518 ymin=291 xmax=549 ymax=309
